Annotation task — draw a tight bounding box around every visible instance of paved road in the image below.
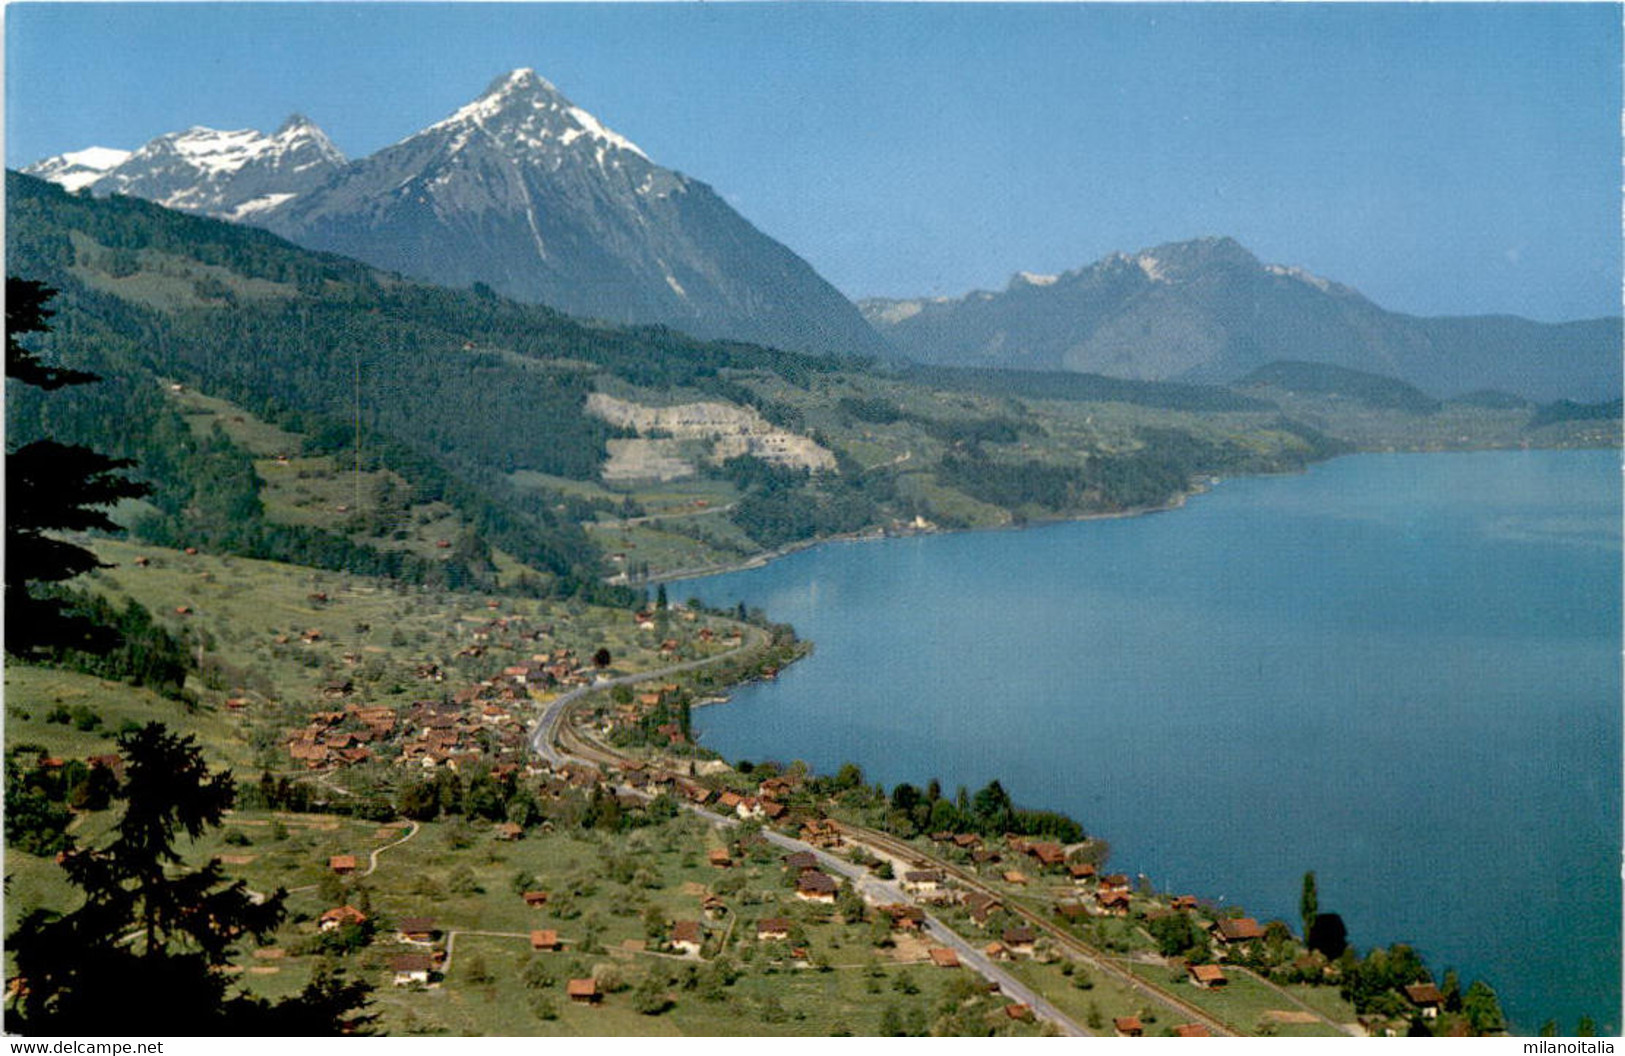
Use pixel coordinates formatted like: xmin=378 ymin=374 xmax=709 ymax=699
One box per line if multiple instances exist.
xmin=527 ymin=632 xmax=761 ymax=766
xmin=751 ymin=823 xmax=1090 ymax=1036
xmin=527 ymin=633 xmax=1091 ymax=1036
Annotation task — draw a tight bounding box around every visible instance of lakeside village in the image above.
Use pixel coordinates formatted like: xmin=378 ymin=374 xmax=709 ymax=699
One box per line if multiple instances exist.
xmin=9 ymin=567 xmax=1517 ymax=1038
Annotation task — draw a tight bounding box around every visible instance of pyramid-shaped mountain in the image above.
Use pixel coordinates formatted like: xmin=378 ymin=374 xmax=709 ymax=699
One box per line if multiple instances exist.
xmin=258 ymin=70 xmax=888 ymax=357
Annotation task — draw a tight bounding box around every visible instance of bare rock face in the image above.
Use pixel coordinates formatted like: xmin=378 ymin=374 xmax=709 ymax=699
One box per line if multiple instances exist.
xmin=587 ymin=392 xmax=835 ymax=483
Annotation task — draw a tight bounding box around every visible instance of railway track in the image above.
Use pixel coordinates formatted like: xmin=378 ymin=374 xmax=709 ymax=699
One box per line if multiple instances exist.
xmin=845 ymin=824 xmax=1244 ymax=1037
xmin=543 ymin=696 xmax=1274 ymax=1037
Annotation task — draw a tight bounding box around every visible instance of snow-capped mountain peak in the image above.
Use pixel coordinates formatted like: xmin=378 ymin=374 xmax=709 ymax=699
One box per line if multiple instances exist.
xmin=21 ymin=146 xmax=132 ymax=193
xmin=416 ymin=67 xmax=648 ymax=162
xmin=29 ymin=114 xmax=350 ymax=220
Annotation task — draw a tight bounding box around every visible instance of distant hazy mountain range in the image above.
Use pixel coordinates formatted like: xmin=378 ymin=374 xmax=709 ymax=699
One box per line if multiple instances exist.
xmin=27 ymin=76 xmax=1618 ymax=401
xmin=24 ymin=69 xmax=888 ymax=359
xmin=861 ymin=237 xmax=1620 ymax=402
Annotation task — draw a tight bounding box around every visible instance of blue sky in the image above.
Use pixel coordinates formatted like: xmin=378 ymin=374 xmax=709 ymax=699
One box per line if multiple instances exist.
xmin=7 ymin=3 xmax=1620 ymax=320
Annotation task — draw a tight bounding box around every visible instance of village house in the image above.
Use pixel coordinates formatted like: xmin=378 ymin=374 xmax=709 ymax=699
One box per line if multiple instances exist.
xmin=800 ymin=818 xmax=843 ymax=848
xmin=1099 ymin=873 xmax=1130 ymax=894
xmin=1004 ymin=1004 xmax=1034 ymax=1022
xmin=493 ymin=821 xmax=523 ymax=841
xmin=522 ymin=890 xmax=550 ymax=908
xmin=928 ymin=947 xmax=961 ymax=969
xmin=756 ymin=918 xmax=792 ymax=942
xmin=1113 ymin=1016 xmax=1144 ymax=1038
xmin=983 ymin=941 xmax=1010 ymax=962
xmin=530 ymin=930 xmax=561 ymax=952
xmin=1026 ymin=842 xmax=1067 ymax=868
xmin=795 ymin=871 xmax=838 ymax=903
xmin=1096 ymin=889 xmax=1132 ymax=917
xmin=1188 ymin=964 xmax=1228 ymax=989
xmin=670 ymin=920 xmax=704 ymax=956
xmin=390 ymin=954 xmax=433 ymax=987
xmin=319 ymin=905 xmax=367 ymax=932
xmin=1174 ymin=1024 xmax=1212 ymax=1037
xmin=1405 ymin=982 xmax=1445 ymax=1019
xmin=1067 ymin=862 xmax=1097 ymax=883
xmin=882 ymin=904 xmax=925 ymax=931
xmin=707 ymin=848 xmax=733 ymax=868
xmin=397 ymin=918 xmax=437 ymax=944
xmin=566 ymin=979 xmax=600 ymax=1005
xmin=328 ymin=855 xmax=358 ymax=875
xmin=1212 ymin=916 xmax=1266 ymax=946
xmin=1002 ymin=870 xmax=1029 ymax=886
xmin=952 ymin=832 xmax=982 ymax=850
xmin=1170 ymin=894 xmax=1199 ymax=912
xmin=1001 ymin=926 xmax=1036 ymax=957
xmin=902 ymin=869 xmax=946 ymax=896
xmin=963 ymin=892 xmax=1004 ymax=927
xmin=782 ymin=851 xmax=819 ymax=873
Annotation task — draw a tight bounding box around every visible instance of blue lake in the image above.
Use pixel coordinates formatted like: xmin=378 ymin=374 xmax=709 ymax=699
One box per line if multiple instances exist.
xmin=680 ymin=450 xmax=1621 ymax=1033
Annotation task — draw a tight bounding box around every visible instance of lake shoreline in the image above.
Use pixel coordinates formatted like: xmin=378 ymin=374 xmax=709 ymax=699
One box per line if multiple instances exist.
xmin=652 ymin=480 xmax=1207 ymax=588
xmin=678 ymin=449 xmax=1622 ymax=1034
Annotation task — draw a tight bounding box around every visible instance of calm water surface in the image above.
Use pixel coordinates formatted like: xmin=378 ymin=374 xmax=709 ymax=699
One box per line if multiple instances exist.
xmin=680 ymin=450 xmax=1621 ymax=1032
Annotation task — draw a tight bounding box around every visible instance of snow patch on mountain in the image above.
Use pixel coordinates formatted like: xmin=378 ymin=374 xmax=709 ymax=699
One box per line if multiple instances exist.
xmin=22 ymin=146 xmax=131 ymax=192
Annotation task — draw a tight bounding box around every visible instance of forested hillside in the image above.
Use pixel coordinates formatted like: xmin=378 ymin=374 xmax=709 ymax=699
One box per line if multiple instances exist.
xmin=7 ymin=171 xmax=1443 ymax=586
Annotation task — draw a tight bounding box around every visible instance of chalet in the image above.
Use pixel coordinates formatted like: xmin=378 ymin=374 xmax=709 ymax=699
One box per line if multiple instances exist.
xmin=1404 ymin=982 xmax=1445 ymax=1019
xmin=319 ymin=905 xmax=367 ymax=932
xmin=1027 ymin=842 xmax=1067 ymax=867
xmin=1174 ymin=1024 xmax=1212 ymax=1037
xmin=963 ymin=892 xmax=1004 ymax=926
xmin=390 ymin=954 xmax=433 ymax=987
xmin=716 ymin=791 xmax=744 ymax=812
xmin=952 ymin=833 xmax=982 ymax=850
xmin=801 ymin=818 xmax=843 ymax=848
xmin=530 ymin=930 xmax=561 ymax=952
xmin=1170 ymin=895 xmax=1199 ymax=912
xmin=759 ymin=799 xmax=788 ymax=821
xmin=1188 ymin=964 xmax=1228 ymax=989
xmin=1096 ymin=890 xmax=1132 ymax=916
xmin=902 ymin=870 xmax=946 ymax=895
xmin=795 ymin=871 xmax=838 ymax=903
xmin=983 ymin=942 xmax=1010 ymax=961
xmin=522 ymin=891 xmax=550 ymax=908
xmin=1001 ymin=926 xmax=1036 ymax=956
xmin=756 ymin=918 xmax=792 ymax=941
xmin=758 ymin=777 xmax=794 ymax=799
xmin=670 ymin=920 xmax=704 ymax=956
xmin=1067 ymin=862 xmax=1097 ymax=883
xmin=566 ymin=978 xmax=600 ymax=1005
xmin=328 ymin=855 xmax=358 ymax=875
xmin=1099 ymin=873 xmax=1130 ymax=894
xmin=1002 ymin=870 xmax=1029 ymax=886
xmin=493 ymin=822 xmax=523 ymax=841
xmin=928 ymin=947 xmax=961 ymax=969
xmin=1212 ymin=917 xmax=1265 ymax=945
xmin=1113 ymin=1016 xmax=1144 ymax=1038
xmin=883 ymin=904 xmax=925 ymax=931
xmin=707 ymin=848 xmax=733 ymax=868
xmin=782 ymin=851 xmax=819 ymax=872
xmin=397 ymin=918 xmax=437 ymax=944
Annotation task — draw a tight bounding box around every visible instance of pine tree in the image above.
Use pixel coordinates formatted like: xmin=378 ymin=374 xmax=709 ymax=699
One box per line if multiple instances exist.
xmin=7 ymin=723 xmax=371 ymax=1034
xmin=6 ymin=278 xmax=149 ymax=658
